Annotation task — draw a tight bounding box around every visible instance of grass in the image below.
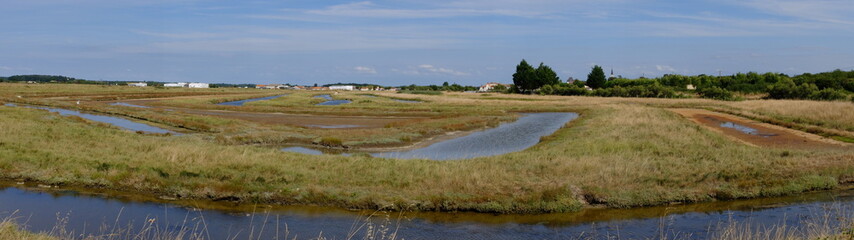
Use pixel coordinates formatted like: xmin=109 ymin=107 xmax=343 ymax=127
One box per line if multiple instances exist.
xmin=0 ymin=83 xmax=852 ymax=214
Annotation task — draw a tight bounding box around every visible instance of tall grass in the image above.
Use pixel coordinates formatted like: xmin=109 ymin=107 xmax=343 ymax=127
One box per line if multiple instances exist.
xmin=1 ymin=101 xmax=850 ymax=214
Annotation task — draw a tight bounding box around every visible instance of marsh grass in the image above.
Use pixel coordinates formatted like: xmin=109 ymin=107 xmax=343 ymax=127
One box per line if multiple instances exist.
xmin=0 ymin=84 xmax=852 ymax=214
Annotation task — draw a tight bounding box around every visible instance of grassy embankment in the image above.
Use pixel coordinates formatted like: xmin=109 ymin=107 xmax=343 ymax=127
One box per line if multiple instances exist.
xmin=0 ymin=84 xmax=527 ymax=148
xmin=0 ymin=86 xmax=851 ymax=214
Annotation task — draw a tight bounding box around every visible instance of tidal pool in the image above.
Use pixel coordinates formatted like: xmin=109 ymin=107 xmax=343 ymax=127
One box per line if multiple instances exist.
xmin=5 ymin=103 xmax=177 ymax=134
xmin=217 ymin=95 xmax=286 ymax=106
xmin=281 ymin=112 xmax=577 ymax=160
xmin=1 ymin=183 xmax=850 ymax=240
xmin=109 ymin=102 xmax=150 ymax=108
xmin=314 ymin=95 xmax=351 ymax=106
xmin=304 ymin=124 xmax=363 ymax=129
xmin=392 ymin=99 xmax=421 ymax=103
xmin=720 ymin=121 xmax=778 ymax=137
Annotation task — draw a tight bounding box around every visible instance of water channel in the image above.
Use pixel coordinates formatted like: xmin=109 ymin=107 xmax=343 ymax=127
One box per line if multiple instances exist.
xmin=4 ymin=103 xmax=177 ymax=134
xmin=314 ymin=95 xmax=352 ymax=106
xmin=217 ymin=95 xmax=286 ymax=106
xmin=283 ymin=112 xmax=579 ymax=160
xmin=1 ymin=183 xmax=850 ymax=240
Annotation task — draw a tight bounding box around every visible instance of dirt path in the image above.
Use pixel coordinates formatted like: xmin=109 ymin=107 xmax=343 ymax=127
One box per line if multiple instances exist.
xmin=670 ymin=108 xmax=851 ymax=149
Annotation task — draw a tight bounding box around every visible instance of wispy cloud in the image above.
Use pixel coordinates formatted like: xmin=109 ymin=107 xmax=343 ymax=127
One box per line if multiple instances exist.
xmin=354 ymin=66 xmax=377 ymax=74
xmin=133 ymin=30 xmax=223 ymax=39
xmin=656 ymin=65 xmax=676 ymax=72
xmin=417 ymin=64 xmax=470 ymax=76
xmin=301 ymin=1 xmax=552 ymax=19
xmin=732 ymin=0 xmax=854 ymax=25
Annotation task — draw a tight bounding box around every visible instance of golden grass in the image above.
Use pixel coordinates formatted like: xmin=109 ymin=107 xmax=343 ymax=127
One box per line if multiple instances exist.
xmin=0 ymin=220 xmax=56 ymax=240
xmin=1 ymin=100 xmax=851 ymax=213
xmin=0 ymin=84 xmax=852 ymax=213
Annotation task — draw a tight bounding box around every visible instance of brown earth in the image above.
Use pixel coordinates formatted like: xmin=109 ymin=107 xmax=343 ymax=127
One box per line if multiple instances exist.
xmin=114 ymin=98 xmax=425 ymax=129
xmin=171 ymin=107 xmax=423 ymax=128
xmin=670 ymin=108 xmax=851 ymax=150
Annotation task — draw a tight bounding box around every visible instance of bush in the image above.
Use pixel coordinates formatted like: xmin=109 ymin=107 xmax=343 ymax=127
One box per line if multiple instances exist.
xmin=697 ymin=86 xmax=735 ymax=100
xmin=550 ymin=84 xmax=588 ymax=96
xmin=809 ymin=88 xmax=848 ymax=101
xmin=590 ymin=84 xmax=681 ymax=98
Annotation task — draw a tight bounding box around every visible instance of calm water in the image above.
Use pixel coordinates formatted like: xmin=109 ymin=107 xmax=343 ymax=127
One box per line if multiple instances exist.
xmin=720 ymin=122 xmax=778 ymax=137
xmin=217 ymin=95 xmax=286 ymax=106
xmin=314 ymin=95 xmax=352 ymax=106
xmin=372 ymin=112 xmax=577 ymax=160
xmin=109 ymin=102 xmax=151 ymax=108
xmin=304 ymin=124 xmax=363 ymax=129
xmin=280 ymin=146 xmax=352 ymax=156
xmin=5 ymin=104 xmax=177 ymax=134
xmin=1 ymin=184 xmax=851 ymax=240
xmin=392 ymin=99 xmax=421 ymax=103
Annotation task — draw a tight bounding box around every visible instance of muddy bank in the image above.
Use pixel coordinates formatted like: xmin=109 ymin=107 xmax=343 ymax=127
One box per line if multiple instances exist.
xmin=670 ymin=108 xmax=851 ymax=149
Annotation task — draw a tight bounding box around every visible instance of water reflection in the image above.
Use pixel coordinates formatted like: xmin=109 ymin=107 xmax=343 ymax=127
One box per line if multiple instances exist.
xmin=1 ymin=184 xmax=851 ymax=240
xmin=373 ymin=112 xmax=577 ymax=160
xmin=6 ymin=103 xmax=177 ymax=134
xmin=109 ymin=102 xmax=150 ymax=108
xmin=314 ymin=95 xmax=352 ymax=106
xmin=720 ymin=122 xmax=778 ymax=137
xmin=217 ymin=95 xmax=286 ymax=106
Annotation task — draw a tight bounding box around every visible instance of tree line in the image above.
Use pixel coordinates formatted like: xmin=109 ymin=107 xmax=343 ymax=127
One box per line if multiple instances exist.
xmin=510 ymin=59 xmax=854 ymax=101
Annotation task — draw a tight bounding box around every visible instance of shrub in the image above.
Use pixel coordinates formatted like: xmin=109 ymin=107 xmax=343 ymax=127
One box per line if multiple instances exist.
xmin=809 ymin=88 xmax=848 ymax=101
xmin=697 ymin=86 xmax=735 ymax=100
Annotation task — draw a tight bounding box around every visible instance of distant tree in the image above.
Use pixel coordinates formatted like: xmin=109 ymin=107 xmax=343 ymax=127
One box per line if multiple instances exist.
xmin=535 ymin=63 xmax=561 ymax=88
xmin=587 ymin=65 xmax=606 ymax=89
xmin=513 ymin=59 xmax=536 ymax=93
xmin=442 ymin=81 xmax=449 ymax=87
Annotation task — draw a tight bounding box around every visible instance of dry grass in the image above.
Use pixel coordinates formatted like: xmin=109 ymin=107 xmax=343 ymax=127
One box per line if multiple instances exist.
xmin=0 ymin=84 xmax=852 ymax=214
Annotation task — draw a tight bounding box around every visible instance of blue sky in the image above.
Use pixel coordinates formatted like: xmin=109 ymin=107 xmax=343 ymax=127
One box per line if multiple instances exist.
xmin=1 ymin=0 xmax=853 ymax=86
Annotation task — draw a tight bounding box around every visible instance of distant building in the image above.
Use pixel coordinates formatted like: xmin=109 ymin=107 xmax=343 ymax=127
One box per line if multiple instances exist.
xmin=566 ymin=77 xmax=577 ymax=84
xmin=128 ymin=82 xmax=147 ymax=87
xmin=686 ymin=84 xmax=696 ymax=90
xmin=329 ymin=85 xmax=355 ymax=91
xmin=478 ymin=82 xmax=511 ymax=92
xmin=164 ymin=82 xmax=188 ymax=87
xmin=188 ymin=83 xmax=209 ymax=88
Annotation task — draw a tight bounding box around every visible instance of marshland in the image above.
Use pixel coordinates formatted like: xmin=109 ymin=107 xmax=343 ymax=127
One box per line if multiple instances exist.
xmin=0 ymin=81 xmax=852 ymax=239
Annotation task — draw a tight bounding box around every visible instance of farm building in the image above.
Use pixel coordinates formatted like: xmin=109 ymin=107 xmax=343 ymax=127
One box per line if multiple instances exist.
xmin=188 ymin=83 xmax=210 ymax=88
xmin=127 ymin=82 xmax=147 ymax=87
xmin=329 ymin=85 xmax=355 ymax=91
xmin=478 ymin=82 xmax=510 ymax=92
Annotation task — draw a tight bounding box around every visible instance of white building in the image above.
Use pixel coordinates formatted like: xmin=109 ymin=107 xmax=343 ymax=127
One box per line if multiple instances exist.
xmin=329 ymin=85 xmax=355 ymax=91
xmin=127 ymin=82 xmax=147 ymax=87
xmin=164 ymin=82 xmax=188 ymax=87
xmin=478 ymin=82 xmax=510 ymax=92
xmin=188 ymin=83 xmax=210 ymax=88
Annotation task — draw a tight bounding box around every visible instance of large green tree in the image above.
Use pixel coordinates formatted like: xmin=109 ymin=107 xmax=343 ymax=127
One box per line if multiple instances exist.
xmin=535 ymin=63 xmax=561 ymax=88
xmin=587 ymin=65 xmax=606 ymax=89
xmin=513 ymin=59 xmax=536 ymax=93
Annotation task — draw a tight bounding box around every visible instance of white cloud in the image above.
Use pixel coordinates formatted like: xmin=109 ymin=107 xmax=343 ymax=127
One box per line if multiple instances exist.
xmin=656 ymin=65 xmax=676 ymax=72
xmin=418 ymin=64 xmax=469 ymax=76
xmin=733 ymin=0 xmax=854 ymax=25
xmin=392 ymin=64 xmax=470 ymax=76
xmin=354 ymin=66 xmax=377 ymax=74
xmin=133 ymin=30 xmax=223 ymax=39
xmin=302 ymin=1 xmax=549 ymax=19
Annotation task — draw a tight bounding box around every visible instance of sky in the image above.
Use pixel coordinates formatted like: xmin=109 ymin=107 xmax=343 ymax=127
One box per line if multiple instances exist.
xmin=1 ymin=0 xmax=853 ymax=86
